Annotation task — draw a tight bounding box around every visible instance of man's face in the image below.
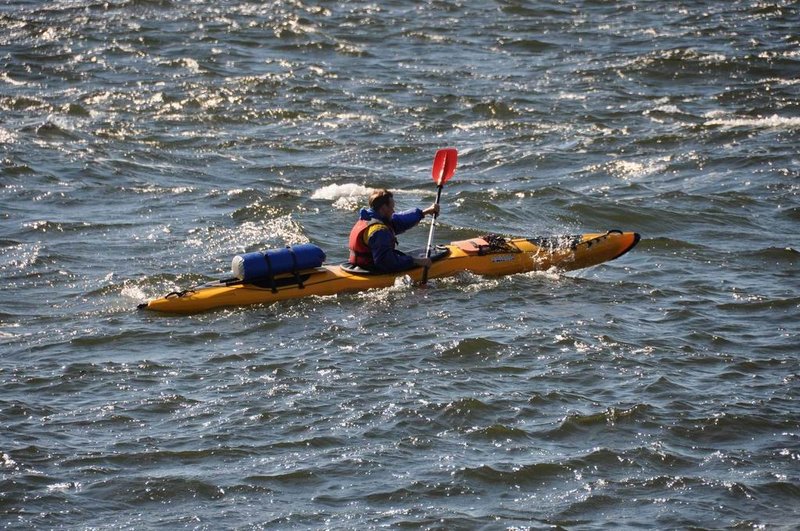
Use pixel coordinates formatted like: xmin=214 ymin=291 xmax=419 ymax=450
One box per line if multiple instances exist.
xmin=378 ymin=198 xmax=395 ymax=218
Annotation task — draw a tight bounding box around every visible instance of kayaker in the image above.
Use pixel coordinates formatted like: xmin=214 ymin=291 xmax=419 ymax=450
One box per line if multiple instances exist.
xmin=348 ymin=189 xmax=439 ymax=272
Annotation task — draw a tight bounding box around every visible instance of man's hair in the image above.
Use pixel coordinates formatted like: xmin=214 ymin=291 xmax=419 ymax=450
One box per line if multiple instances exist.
xmin=369 ymin=189 xmax=393 ymax=211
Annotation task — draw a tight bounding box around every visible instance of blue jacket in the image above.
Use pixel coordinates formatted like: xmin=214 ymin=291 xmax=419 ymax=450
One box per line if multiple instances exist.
xmin=358 ymin=207 xmax=424 ymax=272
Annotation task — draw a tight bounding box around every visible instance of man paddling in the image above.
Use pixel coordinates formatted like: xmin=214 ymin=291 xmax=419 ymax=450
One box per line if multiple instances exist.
xmin=348 ymin=189 xmax=439 ymax=272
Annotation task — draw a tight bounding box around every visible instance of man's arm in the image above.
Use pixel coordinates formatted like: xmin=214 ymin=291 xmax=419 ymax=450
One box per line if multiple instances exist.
xmin=390 ymin=208 xmax=424 ymax=234
xmin=391 ymin=204 xmax=439 ymax=234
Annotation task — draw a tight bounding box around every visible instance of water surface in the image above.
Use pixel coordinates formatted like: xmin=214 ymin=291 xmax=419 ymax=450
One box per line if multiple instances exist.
xmin=1 ymin=1 xmax=798 ymax=528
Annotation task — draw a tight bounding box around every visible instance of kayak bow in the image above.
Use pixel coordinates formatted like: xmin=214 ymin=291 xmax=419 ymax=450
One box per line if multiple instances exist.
xmin=139 ymin=230 xmax=639 ymax=314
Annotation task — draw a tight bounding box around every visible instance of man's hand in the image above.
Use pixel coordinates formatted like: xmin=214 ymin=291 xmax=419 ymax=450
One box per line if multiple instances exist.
xmin=412 ymin=256 xmax=432 ymax=268
xmin=422 ymin=203 xmax=440 ymax=217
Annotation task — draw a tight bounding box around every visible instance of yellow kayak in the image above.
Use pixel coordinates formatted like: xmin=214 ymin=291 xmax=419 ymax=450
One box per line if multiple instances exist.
xmin=139 ymin=230 xmax=640 ymax=314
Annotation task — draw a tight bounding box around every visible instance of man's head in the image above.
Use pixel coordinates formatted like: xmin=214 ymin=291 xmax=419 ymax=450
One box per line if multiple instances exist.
xmin=369 ymin=189 xmax=395 ymax=218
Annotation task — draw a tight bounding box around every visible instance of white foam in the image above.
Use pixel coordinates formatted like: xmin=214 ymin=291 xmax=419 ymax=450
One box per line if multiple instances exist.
xmin=558 ymin=92 xmax=588 ymax=101
xmin=351 ymin=275 xmax=414 ymax=302
xmin=317 ymin=112 xmax=377 ymax=129
xmin=607 ymin=158 xmax=669 ymax=180
xmin=123 ymin=184 xmax=195 ymax=195
xmin=120 ymin=282 xmax=148 ymax=302
xmin=586 ymin=156 xmax=671 ymax=181
xmin=0 ymin=127 xmax=15 ymax=144
xmin=180 ymin=57 xmax=202 ymax=74
xmin=705 ymin=114 xmax=800 ymax=130
xmin=1 ymin=453 xmax=18 ymax=469
xmin=650 ymin=104 xmax=682 ymax=115
xmin=47 ymin=482 xmax=80 ymax=493
xmin=759 ymin=77 xmax=800 ymax=86
xmin=453 ymin=119 xmax=502 ymax=131
xmin=520 ymin=267 xmax=563 ymax=281
xmin=0 ymin=72 xmax=26 ymax=86
xmin=312 ymin=183 xmax=373 ymax=211
xmin=311 ymin=183 xmax=373 ymax=201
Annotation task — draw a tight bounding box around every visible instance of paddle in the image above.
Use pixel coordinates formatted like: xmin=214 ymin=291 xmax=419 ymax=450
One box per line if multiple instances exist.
xmin=421 ymin=148 xmax=458 ymax=284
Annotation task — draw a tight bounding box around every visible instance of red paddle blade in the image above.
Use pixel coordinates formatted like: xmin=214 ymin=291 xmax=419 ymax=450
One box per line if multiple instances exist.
xmin=432 ymin=148 xmax=458 ymax=186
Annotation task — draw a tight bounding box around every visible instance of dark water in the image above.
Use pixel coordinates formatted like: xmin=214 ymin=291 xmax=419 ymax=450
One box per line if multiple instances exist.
xmin=2 ymin=1 xmax=799 ymax=528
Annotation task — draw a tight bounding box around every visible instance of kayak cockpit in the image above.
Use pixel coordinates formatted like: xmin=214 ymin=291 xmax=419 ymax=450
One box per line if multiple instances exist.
xmin=339 ymin=246 xmax=451 ymax=275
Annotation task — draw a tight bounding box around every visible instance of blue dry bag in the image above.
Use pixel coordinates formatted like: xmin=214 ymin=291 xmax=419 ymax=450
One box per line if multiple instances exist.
xmin=231 ymin=243 xmax=326 ymax=282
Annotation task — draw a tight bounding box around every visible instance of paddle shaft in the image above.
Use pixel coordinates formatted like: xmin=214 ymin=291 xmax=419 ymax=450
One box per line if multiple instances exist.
xmin=421 ymin=184 xmax=444 ymax=284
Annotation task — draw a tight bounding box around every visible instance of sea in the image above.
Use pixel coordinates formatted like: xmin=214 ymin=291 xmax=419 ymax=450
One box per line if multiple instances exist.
xmin=1 ymin=1 xmax=798 ymax=529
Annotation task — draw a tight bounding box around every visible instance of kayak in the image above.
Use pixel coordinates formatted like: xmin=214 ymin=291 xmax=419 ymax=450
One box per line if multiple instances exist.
xmin=140 ymin=231 xmax=640 ymax=314
xmin=138 ymin=230 xmax=639 ymax=314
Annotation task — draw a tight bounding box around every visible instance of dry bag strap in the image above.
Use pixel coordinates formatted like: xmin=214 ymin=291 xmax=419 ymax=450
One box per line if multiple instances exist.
xmin=263 ymin=253 xmax=278 ymax=293
xmin=260 ymin=246 xmax=308 ymax=293
xmin=286 ymin=246 xmax=305 ymax=289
